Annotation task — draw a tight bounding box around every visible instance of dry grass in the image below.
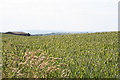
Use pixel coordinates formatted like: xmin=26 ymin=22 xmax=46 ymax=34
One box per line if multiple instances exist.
xmin=8 ymin=49 xmax=71 ymax=78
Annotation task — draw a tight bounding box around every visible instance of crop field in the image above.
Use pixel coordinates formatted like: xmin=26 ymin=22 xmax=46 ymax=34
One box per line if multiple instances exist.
xmin=0 ymin=34 xmax=2 ymax=79
xmin=1 ymin=32 xmax=119 ymax=78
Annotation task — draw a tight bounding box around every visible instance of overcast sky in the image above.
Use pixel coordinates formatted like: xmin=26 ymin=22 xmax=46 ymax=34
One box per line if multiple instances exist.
xmin=0 ymin=0 xmax=119 ymax=33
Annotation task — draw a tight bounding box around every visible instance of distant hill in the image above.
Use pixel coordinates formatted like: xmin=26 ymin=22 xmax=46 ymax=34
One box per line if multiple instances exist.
xmin=31 ymin=32 xmax=69 ymax=36
xmin=3 ymin=32 xmax=30 ymax=36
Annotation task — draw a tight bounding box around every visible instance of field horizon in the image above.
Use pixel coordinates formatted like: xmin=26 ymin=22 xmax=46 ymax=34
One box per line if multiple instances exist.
xmin=1 ymin=31 xmax=119 ymax=78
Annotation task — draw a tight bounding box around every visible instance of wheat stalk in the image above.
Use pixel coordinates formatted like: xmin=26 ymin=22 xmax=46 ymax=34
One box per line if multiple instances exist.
xmin=9 ymin=49 xmax=71 ymax=78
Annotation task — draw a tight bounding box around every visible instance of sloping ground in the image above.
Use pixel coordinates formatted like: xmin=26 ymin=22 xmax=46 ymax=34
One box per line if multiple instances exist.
xmin=0 ymin=34 xmax=2 ymax=79
xmin=2 ymin=31 xmax=119 ymax=78
xmin=0 ymin=65 xmax=1 ymax=79
xmin=0 ymin=50 xmax=2 ymax=79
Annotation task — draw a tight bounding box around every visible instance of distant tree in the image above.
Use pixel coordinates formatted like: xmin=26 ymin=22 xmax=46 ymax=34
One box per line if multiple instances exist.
xmin=28 ymin=33 xmax=30 ymax=36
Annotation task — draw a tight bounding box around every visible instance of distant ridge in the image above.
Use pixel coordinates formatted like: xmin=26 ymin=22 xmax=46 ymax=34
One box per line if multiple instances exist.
xmin=4 ymin=31 xmax=30 ymax=36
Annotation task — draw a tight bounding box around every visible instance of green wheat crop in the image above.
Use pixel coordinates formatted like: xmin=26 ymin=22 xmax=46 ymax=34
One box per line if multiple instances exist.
xmin=2 ymin=32 xmax=119 ymax=78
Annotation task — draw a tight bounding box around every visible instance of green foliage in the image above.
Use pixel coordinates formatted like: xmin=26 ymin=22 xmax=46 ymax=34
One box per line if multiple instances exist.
xmin=2 ymin=32 xmax=119 ymax=78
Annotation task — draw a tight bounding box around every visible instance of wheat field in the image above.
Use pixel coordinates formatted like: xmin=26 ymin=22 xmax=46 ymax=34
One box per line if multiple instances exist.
xmin=1 ymin=32 xmax=119 ymax=78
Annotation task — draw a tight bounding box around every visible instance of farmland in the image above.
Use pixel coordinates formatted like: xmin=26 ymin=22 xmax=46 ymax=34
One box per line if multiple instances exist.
xmin=1 ymin=31 xmax=119 ymax=78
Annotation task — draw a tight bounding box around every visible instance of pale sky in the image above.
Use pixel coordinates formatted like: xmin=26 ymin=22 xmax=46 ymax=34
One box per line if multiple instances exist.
xmin=0 ymin=0 xmax=119 ymax=33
